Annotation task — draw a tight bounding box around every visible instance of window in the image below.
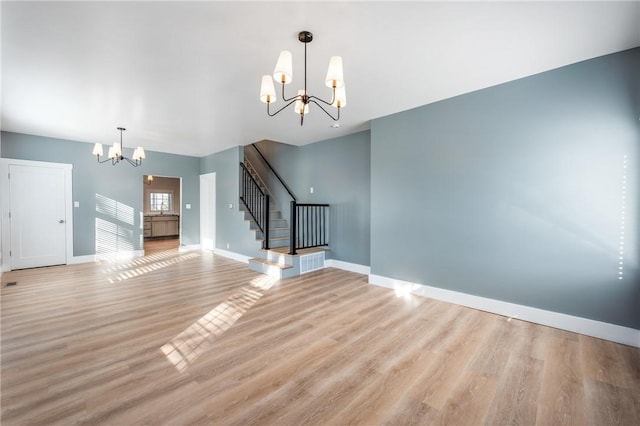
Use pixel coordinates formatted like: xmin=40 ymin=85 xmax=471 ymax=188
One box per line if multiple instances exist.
xmin=150 ymin=192 xmax=173 ymax=213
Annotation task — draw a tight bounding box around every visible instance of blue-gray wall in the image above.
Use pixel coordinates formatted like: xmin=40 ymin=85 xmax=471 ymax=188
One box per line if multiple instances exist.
xmin=254 ymin=131 xmax=371 ymax=266
xmin=1 ymin=131 xmax=201 ymax=256
xmin=200 ymin=145 xmax=262 ymax=258
xmin=371 ymin=48 xmax=639 ymax=328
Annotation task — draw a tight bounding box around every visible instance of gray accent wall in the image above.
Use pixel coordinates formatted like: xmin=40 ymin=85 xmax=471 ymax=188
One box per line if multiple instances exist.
xmin=371 ymin=48 xmax=639 ymax=328
xmin=1 ymin=131 xmax=201 ymax=256
xmin=254 ymin=131 xmax=371 ymax=266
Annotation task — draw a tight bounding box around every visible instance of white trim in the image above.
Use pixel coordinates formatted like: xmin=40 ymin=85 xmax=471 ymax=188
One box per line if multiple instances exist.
xmin=199 ymin=172 xmax=216 ymax=252
xmin=213 ymin=248 xmax=251 ymax=264
xmin=369 ymin=274 xmax=640 ymax=348
xmin=69 ymin=249 xmax=146 ymax=265
xmin=69 ymin=255 xmax=98 ymax=265
xmin=95 ymin=250 xmax=145 ymax=262
xmin=178 ymin=244 xmax=201 ymax=252
xmin=325 ymin=259 xmax=371 ymax=275
xmin=1 ymin=158 xmax=74 ymax=272
xmin=72 ymin=247 xmax=200 ymax=263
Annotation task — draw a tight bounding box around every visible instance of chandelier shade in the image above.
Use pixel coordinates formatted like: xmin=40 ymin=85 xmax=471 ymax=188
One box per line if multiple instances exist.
xmin=260 ymin=75 xmax=277 ymax=103
xmin=332 ymin=85 xmax=347 ymax=108
xmin=92 ymin=127 xmax=145 ymax=167
xmin=273 ymin=50 xmax=293 ymax=84
xmin=294 ymin=90 xmax=309 ymax=115
xmin=260 ymin=31 xmax=345 ymax=126
xmin=92 ymin=143 xmax=104 ymax=156
xmin=325 ymin=56 xmax=344 ymax=88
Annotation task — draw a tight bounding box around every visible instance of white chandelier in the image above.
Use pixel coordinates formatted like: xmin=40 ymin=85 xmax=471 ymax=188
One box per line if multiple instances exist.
xmin=92 ymin=127 xmax=145 ymax=167
xmin=260 ymin=31 xmax=346 ymax=126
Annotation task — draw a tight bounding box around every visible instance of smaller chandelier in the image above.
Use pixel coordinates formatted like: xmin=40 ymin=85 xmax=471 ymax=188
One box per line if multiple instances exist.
xmin=92 ymin=127 xmax=145 ymax=167
xmin=260 ymin=31 xmax=346 ymax=126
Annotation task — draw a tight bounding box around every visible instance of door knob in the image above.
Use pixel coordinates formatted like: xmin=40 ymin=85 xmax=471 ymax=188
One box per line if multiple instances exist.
xmin=59 ymin=219 xmax=65 ymax=224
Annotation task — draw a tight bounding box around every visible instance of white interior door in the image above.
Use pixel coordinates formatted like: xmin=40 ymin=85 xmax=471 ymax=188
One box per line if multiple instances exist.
xmin=200 ymin=173 xmax=216 ymax=251
xmin=9 ymin=164 xmax=68 ymax=269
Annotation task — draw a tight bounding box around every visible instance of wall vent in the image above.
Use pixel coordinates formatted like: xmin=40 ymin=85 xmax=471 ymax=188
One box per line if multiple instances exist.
xmin=300 ymin=252 xmax=325 ymax=274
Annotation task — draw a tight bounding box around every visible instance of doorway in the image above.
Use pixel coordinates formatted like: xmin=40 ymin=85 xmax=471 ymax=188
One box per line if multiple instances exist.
xmin=200 ymin=172 xmax=216 ymax=251
xmin=143 ymin=175 xmax=181 ymax=254
xmin=1 ymin=159 xmax=73 ymax=271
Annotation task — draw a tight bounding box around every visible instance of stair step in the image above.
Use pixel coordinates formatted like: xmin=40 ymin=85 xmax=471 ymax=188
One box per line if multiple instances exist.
xmin=262 ymin=236 xmax=289 ymax=241
xmin=254 ymin=226 xmax=289 ymax=231
xmin=249 ymin=258 xmax=293 ymax=269
xmin=264 ymin=246 xmax=330 ymax=255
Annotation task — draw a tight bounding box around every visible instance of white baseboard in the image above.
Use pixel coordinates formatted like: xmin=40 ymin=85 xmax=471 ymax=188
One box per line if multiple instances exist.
xmin=325 ymin=259 xmax=370 ymax=275
xmin=369 ymin=274 xmax=640 ymax=348
xmin=70 ymin=250 xmax=145 ymax=265
xmin=213 ymin=248 xmax=251 ymax=264
xmin=178 ymin=244 xmax=201 ymax=252
xmin=69 ymin=255 xmax=98 ymax=265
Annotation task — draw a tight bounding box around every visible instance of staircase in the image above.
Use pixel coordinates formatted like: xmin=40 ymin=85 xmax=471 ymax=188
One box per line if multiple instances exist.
xmin=239 ymin=160 xmax=290 ymax=249
xmin=240 ymin=147 xmax=329 ymax=279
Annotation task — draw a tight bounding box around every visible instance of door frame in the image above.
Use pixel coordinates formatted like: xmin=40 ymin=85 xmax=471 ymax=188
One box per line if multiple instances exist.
xmin=199 ymin=172 xmax=216 ymax=251
xmin=1 ymin=158 xmax=74 ymax=272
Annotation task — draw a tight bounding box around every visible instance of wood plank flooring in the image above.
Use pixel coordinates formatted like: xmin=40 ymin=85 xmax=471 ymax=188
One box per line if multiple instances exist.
xmin=144 ymin=237 xmax=180 ymax=255
xmin=1 ymin=249 xmax=639 ymax=425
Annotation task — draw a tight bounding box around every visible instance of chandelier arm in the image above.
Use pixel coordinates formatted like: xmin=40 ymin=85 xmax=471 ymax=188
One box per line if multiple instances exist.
xmin=97 ymin=156 xmax=112 ymax=164
xmin=267 ymin=98 xmax=300 ymax=117
xmin=309 ymin=99 xmax=340 ymax=121
xmin=308 ymin=85 xmax=336 ymax=106
xmin=122 ymin=157 xmax=141 ymax=167
xmin=280 ymin=83 xmax=299 ymax=102
xmin=308 ymin=89 xmax=337 ymax=107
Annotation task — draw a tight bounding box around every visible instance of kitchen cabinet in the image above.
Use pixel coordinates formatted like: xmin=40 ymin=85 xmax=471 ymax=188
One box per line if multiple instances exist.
xmin=144 ymin=215 xmax=179 ymax=238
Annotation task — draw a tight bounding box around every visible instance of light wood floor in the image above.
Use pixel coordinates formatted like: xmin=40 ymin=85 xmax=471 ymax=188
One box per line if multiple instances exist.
xmin=144 ymin=237 xmax=180 ymax=255
xmin=1 ymin=249 xmax=638 ymax=425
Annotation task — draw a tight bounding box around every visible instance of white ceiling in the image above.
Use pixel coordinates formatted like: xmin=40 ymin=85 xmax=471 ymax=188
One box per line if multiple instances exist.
xmin=2 ymin=1 xmax=639 ymax=157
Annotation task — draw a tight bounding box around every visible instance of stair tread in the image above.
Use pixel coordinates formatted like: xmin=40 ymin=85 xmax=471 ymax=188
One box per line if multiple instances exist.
xmin=256 ymin=236 xmax=290 ymax=242
xmin=249 ymin=258 xmax=293 ymax=269
xmin=262 ymin=246 xmax=330 ymax=255
xmin=249 ymin=225 xmax=288 ymax=230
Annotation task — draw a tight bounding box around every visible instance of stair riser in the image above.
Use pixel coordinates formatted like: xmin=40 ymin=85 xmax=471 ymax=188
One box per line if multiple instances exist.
xmin=249 ymin=219 xmax=288 ymax=230
xmin=267 ymin=239 xmax=290 ymax=249
xmin=248 ymin=261 xmax=299 ymax=279
xmin=255 ymin=229 xmax=289 ymax=239
xmin=242 ymin=210 xmax=284 ymax=222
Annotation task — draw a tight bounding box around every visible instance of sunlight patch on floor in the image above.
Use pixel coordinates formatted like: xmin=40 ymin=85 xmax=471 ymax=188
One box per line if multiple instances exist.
xmin=100 ymin=250 xmax=201 ymax=283
xmin=161 ymin=275 xmax=278 ymax=372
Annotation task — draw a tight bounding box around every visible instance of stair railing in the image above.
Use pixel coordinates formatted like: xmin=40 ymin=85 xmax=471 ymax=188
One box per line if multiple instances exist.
xmin=246 ymin=143 xmax=330 ymax=255
xmin=239 ymin=162 xmax=270 ymax=249
xmin=251 ymin=144 xmax=297 ymax=202
xmin=289 ymin=202 xmax=330 ymax=255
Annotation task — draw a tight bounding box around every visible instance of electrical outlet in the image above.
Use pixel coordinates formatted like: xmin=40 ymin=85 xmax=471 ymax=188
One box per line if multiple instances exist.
xmin=226 ymin=243 xmax=230 ymax=249
xmin=310 ymin=187 xmax=314 ymax=194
